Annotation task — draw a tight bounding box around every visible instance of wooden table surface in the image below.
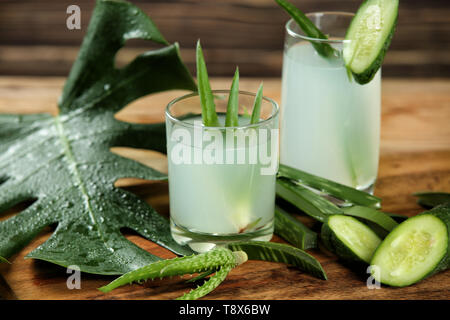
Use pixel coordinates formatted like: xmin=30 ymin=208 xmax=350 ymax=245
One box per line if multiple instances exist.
xmin=0 ymin=76 xmax=449 ymax=300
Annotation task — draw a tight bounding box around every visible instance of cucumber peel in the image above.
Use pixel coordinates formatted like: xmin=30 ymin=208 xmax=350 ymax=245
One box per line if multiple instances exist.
xmin=370 ymin=204 xmax=449 ymax=287
xmin=321 ymin=215 xmax=382 ymax=264
xmin=343 ymin=0 xmax=399 ymax=84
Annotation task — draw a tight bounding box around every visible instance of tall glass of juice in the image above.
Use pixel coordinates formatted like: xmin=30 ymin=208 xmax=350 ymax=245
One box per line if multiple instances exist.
xmin=280 ymin=12 xmax=381 ymax=193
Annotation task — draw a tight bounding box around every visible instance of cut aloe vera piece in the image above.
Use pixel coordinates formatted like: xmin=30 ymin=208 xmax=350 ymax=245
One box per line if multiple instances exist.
xmin=413 ymin=191 xmax=450 ymax=209
xmin=370 ymin=204 xmax=449 ymax=287
xmin=321 ymin=215 xmax=382 ymax=264
xmin=274 ymin=205 xmax=318 ymax=250
xmin=276 ymin=178 xmax=342 ymax=222
xmin=342 ymin=206 xmax=398 ymax=232
xmin=343 ymin=0 xmax=399 ymax=84
xmin=278 ymin=164 xmax=381 ymax=208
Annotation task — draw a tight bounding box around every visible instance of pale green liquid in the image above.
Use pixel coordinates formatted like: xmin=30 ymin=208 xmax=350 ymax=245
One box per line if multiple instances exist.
xmin=167 ymin=115 xmax=275 ymax=237
xmin=280 ymin=43 xmax=381 ymax=189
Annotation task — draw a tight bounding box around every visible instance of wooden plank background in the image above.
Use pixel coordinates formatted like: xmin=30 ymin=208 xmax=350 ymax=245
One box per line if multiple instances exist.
xmin=0 ymin=0 xmax=449 ymax=78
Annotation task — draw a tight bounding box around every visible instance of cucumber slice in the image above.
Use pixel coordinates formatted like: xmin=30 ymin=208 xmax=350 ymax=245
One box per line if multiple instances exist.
xmin=370 ymin=204 xmax=449 ymax=287
xmin=343 ymin=0 xmax=399 ymax=84
xmin=321 ymin=215 xmax=382 ymax=264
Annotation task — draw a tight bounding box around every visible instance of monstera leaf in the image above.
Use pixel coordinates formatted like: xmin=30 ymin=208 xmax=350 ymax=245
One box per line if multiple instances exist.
xmin=0 ymin=0 xmax=197 ymax=274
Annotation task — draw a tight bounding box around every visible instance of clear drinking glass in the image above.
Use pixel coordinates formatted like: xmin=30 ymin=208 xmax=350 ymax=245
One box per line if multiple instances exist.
xmin=165 ymin=90 xmax=279 ymax=252
xmin=280 ymin=12 xmax=381 ymax=193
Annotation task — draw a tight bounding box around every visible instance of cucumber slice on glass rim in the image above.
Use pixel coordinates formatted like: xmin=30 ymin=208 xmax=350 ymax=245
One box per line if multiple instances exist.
xmin=343 ymin=0 xmax=399 ymax=84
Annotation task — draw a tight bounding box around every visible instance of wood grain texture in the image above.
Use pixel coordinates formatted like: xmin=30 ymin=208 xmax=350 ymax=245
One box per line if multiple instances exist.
xmin=0 ymin=76 xmax=449 ymax=300
xmin=0 ymin=0 xmax=449 ymax=77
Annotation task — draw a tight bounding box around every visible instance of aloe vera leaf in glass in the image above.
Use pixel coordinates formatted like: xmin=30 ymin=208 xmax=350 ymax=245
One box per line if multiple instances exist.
xmin=250 ymin=83 xmax=264 ymax=124
xmin=196 ymin=40 xmax=220 ymax=127
xmin=225 ymin=68 xmax=240 ymax=127
xmin=275 ymin=0 xmax=337 ymax=58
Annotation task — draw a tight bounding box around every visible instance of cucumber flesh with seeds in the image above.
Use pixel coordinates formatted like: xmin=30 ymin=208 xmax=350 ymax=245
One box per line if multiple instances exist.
xmin=370 ymin=204 xmax=449 ymax=287
xmin=343 ymin=0 xmax=399 ymax=84
xmin=321 ymin=215 xmax=382 ymax=264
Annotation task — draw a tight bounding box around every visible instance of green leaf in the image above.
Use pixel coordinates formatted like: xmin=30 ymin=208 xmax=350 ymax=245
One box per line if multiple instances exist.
xmin=342 ymin=206 xmax=398 ymax=232
xmin=225 ymin=68 xmax=240 ymax=127
xmin=275 ymin=0 xmax=337 ymax=58
xmin=0 ymin=0 xmax=197 ymax=275
xmin=413 ymin=191 xmax=450 ymax=209
xmin=250 ymin=83 xmax=264 ymax=124
xmin=196 ymin=40 xmax=220 ymax=127
xmin=278 ymin=164 xmax=381 ymax=208
xmin=276 ymin=178 xmax=342 ymax=222
xmin=274 ymin=205 xmax=317 ymax=250
xmin=228 ymin=241 xmax=327 ymax=280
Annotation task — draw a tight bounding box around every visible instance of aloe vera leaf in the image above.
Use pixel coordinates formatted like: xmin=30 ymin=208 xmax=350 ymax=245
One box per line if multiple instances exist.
xmin=185 ymin=269 xmax=216 ymax=284
xmin=276 ymin=178 xmax=342 ymax=222
xmin=98 ymin=248 xmax=238 ymax=293
xmin=225 ymin=68 xmax=240 ymax=127
xmin=387 ymin=212 xmax=409 ymax=222
xmin=0 ymin=256 xmax=10 ymax=264
xmin=413 ymin=191 xmax=450 ymax=209
xmin=274 ymin=205 xmax=318 ymax=250
xmin=196 ymin=40 xmax=220 ymax=127
xmin=278 ymin=164 xmax=381 ymax=208
xmin=250 ymin=83 xmax=264 ymax=124
xmin=275 ymin=0 xmax=337 ymax=58
xmin=342 ymin=206 xmax=398 ymax=232
xmin=228 ymin=241 xmax=327 ymax=280
xmin=177 ymin=265 xmax=232 ymax=300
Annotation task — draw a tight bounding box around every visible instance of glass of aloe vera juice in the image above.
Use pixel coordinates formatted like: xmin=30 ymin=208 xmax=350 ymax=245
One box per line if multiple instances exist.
xmin=280 ymin=12 xmax=381 ymax=193
xmin=165 ymin=90 xmax=279 ymax=252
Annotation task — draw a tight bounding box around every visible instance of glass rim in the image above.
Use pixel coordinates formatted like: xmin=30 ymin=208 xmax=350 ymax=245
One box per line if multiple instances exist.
xmin=165 ymin=89 xmax=280 ymax=130
xmin=285 ymin=11 xmax=355 ymax=44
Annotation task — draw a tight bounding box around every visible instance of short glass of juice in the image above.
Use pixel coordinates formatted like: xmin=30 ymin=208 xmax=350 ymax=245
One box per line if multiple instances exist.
xmin=165 ymin=90 xmax=279 ymax=252
xmin=280 ymin=12 xmax=381 ymax=193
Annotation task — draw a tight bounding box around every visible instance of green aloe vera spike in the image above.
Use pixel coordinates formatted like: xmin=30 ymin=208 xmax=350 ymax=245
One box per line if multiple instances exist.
xmin=275 ymin=0 xmax=337 ymax=58
xmin=98 ymin=248 xmax=242 ymax=293
xmin=274 ymin=205 xmax=317 ymax=250
xmin=250 ymin=83 xmax=264 ymax=124
xmin=228 ymin=241 xmax=327 ymax=280
xmin=342 ymin=205 xmax=398 ymax=232
xmin=196 ymin=40 xmax=220 ymax=127
xmin=413 ymin=191 xmax=450 ymax=209
xmin=225 ymin=68 xmax=240 ymax=127
xmin=278 ymin=164 xmax=381 ymax=208
xmin=177 ymin=265 xmax=232 ymax=300
xmin=276 ymin=178 xmax=342 ymax=222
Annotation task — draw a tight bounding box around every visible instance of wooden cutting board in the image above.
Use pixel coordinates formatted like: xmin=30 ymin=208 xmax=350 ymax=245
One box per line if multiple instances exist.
xmin=0 ymin=77 xmax=449 ymax=300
